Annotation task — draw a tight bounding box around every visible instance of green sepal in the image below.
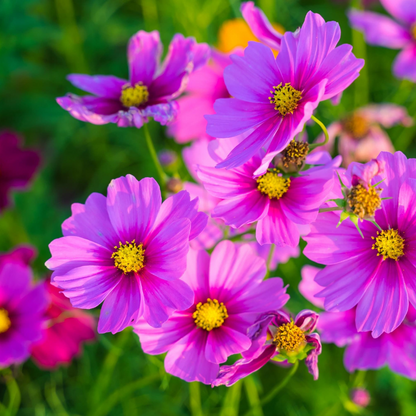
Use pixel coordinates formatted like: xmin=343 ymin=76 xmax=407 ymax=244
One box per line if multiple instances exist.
xmin=330 ymin=198 xmax=346 ymax=208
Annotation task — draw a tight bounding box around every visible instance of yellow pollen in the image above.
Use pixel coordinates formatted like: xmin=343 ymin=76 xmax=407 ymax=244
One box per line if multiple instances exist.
xmin=269 ymin=83 xmax=302 ymax=116
xmin=257 ymin=169 xmax=290 ymax=200
xmin=0 ymin=308 xmax=11 ymax=334
xmin=347 ymin=184 xmax=382 ymax=219
xmin=273 ymin=321 xmax=306 ymax=352
xmin=343 ymin=114 xmax=369 ymax=139
xmin=112 ymin=240 xmax=145 ymax=274
xmin=120 ymin=83 xmax=149 ymax=107
xmin=282 ymin=139 xmax=309 ymax=168
xmin=372 ymin=229 xmax=405 ymax=261
xmin=193 ymin=298 xmax=228 ymax=331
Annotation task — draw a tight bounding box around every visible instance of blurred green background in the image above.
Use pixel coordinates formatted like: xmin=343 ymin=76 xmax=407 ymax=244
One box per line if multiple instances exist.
xmin=1 ymin=0 xmax=416 ymax=414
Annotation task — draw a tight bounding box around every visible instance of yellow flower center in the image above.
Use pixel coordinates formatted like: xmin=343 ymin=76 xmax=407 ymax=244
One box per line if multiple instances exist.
xmin=372 ymin=229 xmax=405 ymax=261
xmin=257 ymin=169 xmax=291 ymax=200
xmin=343 ymin=114 xmax=369 ymax=139
xmin=112 ymin=240 xmax=145 ymax=274
xmin=0 ymin=308 xmax=11 ymax=334
xmin=273 ymin=321 xmax=306 ymax=352
xmin=193 ymin=298 xmax=228 ymax=331
xmin=347 ymin=184 xmax=382 ymax=219
xmin=269 ymin=83 xmax=302 ymax=116
xmin=281 ymin=139 xmax=309 ymax=169
xmin=120 ymin=83 xmax=149 ymax=107
xmin=412 ymin=25 xmax=416 ymax=41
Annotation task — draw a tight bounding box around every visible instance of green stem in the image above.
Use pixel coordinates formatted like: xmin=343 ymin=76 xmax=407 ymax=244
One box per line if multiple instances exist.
xmin=4 ymin=373 xmax=21 ymax=416
xmin=309 ymin=115 xmax=329 ymax=150
xmin=265 ymin=244 xmax=275 ymax=278
xmin=189 ymin=382 xmax=204 ymax=416
xmin=319 ymin=207 xmax=343 ymax=213
xmin=244 ymin=361 xmax=299 ymax=416
xmin=143 ymin=123 xmax=167 ymax=186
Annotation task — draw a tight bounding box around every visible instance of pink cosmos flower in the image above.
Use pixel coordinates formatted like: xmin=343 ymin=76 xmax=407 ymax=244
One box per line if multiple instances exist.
xmin=212 ymin=309 xmax=321 ymax=386
xmin=0 ymin=246 xmax=48 ymax=367
xmin=46 ymin=175 xmax=207 ymax=334
xmin=30 ymin=279 xmax=96 ymax=370
xmin=304 ymin=151 xmax=416 ymax=337
xmin=133 ymin=241 xmax=289 ymax=384
xmin=349 ymin=0 xmax=416 ymax=82
xmin=197 ymin=137 xmax=336 ymax=247
xmin=57 ymin=31 xmax=209 ymax=128
xmin=315 ymin=104 xmax=412 ymax=166
xmin=168 ymin=49 xmax=240 ymax=143
xmin=350 ymin=388 xmax=371 ymax=408
xmin=0 ymin=130 xmax=40 ymax=211
xmin=206 ymin=11 xmax=364 ymax=169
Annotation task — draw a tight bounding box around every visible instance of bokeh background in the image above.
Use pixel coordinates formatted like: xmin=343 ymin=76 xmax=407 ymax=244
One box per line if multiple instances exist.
xmin=1 ymin=0 xmax=416 ymax=414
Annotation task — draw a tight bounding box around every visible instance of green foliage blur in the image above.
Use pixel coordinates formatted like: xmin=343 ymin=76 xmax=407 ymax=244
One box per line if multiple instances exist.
xmin=1 ymin=0 xmax=416 ymax=414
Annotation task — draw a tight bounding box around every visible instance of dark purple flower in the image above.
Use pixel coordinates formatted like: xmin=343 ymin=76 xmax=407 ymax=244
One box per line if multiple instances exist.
xmin=57 ymin=31 xmax=209 ymax=127
xmin=206 ymin=11 xmax=364 ymax=169
xmin=46 ymin=175 xmax=208 ymax=334
xmin=212 ymin=309 xmax=321 ymax=386
xmin=0 ymin=130 xmax=40 ymax=211
xmin=349 ymin=0 xmax=416 ymax=82
xmin=134 ymin=242 xmax=289 ymax=384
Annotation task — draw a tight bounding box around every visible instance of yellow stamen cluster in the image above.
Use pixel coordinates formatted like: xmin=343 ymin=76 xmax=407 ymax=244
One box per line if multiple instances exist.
xmin=269 ymin=83 xmax=302 ymax=116
xmin=120 ymin=82 xmax=149 ymax=107
xmin=0 ymin=308 xmax=11 ymax=334
xmin=372 ymin=229 xmax=405 ymax=261
xmin=273 ymin=321 xmax=306 ymax=352
xmin=193 ymin=298 xmax=228 ymax=331
xmin=343 ymin=114 xmax=369 ymax=139
xmin=347 ymin=184 xmax=382 ymax=219
xmin=257 ymin=169 xmax=291 ymax=200
xmin=112 ymin=240 xmax=145 ymax=274
xmin=281 ymin=139 xmax=309 ymax=169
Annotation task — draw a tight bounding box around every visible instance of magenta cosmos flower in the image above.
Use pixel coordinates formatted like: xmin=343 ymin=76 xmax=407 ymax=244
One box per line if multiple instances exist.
xmin=213 ymin=309 xmax=321 ymax=386
xmin=134 ymin=241 xmax=289 ymax=384
xmin=304 ymin=151 xmax=416 ymax=337
xmin=315 ymin=104 xmax=411 ymax=166
xmin=46 ymin=175 xmax=208 ymax=334
xmin=349 ymin=0 xmax=416 ymax=82
xmin=206 ymin=11 xmax=364 ymax=169
xmin=0 ymin=130 xmax=40 ymax=211
xmin=0 ymin=246 xmax=48 ymax=367
xmin=30 ymin=279 xmax=96 ymax=370
xmin=57 ymin=31 xmax=209 ymax=127
xmin=197 ymin=137 xmax=336 ymax=247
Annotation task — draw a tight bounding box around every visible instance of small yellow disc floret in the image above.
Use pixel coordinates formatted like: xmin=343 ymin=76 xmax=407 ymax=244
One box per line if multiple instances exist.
xmin=193 ymin=298 xmax=228 ymax=331
xmin=112 ymin=240 xmax=145 ymax=274
xmin=257 ymin=169 xmax=290 ymax=200
xmin=372 ymin=229 xmax=405 ymax=261
xmin=273 ymin=321 xmax=306 ymax=352
xmin=120 ymin=83 xmax=149 ymax=107
xmin=269 ymin=83 xmax=302 ymax=116
xmin=0 ymin=308 xmax=11 ymax=334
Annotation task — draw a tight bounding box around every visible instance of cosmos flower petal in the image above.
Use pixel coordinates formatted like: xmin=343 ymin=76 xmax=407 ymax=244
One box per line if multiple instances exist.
xmin=299 ymin=265 xmax=325 ymax=309
xmin=205 ymin=326 xmax=252 ymax=364
xmin=356 ymin=260 xmax=409 ymax=337
xmin=181 ymin=248 xmax=210 ymax=299
xmin=0 ymin=262 xmax=32 ymax=306
xmin=141 ymin=102 xmax=179 ymax=126
xmin=14 ymin=282 xmax=49 ymax=317
xmin=133 ymin=315 xmax=195 ymax=355
xmin=358 ymin=104 xmax=413 ymax=128
xmin=67 ymin=74 xmax=127 ymax=98
xmin=241 ymin=2 xmax=282 ymax=50
xmin=295 ymin=310 xmax=319 ymax=332
xmin=97 ymin=275 xmax=142 ymax=334
xmin=399 ymin=256 xmax=416 ymax=307
xmin=348 ymin=10 xmax=411 ymax=49
xmin=318 ymin=309 xmax=357 ymax=347
xmin=393 ymin=44 xmax=416 ymax=83
xmin=128 ymin=30 xmax=162 ymax=86
xmin=380 ymin=0 xmax=416 ymax=26
xmin=140 ymin=271 xmax=194 ymax=328
xmin=106 ymin=175 xmax=161 ymax=243
xmin=164 ymin=328 xmax=219 ymax=384
xmin=305 ymin=333 xmax=322 ymax=380
xmin=256 ymin=200 xmax=300 ymax=246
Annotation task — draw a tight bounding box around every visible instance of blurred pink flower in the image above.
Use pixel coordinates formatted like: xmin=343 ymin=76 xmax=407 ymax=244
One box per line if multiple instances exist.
xmin=350 ymin=388 xmax=371 ymax=408
xmin=31 ymin=280 xmax=96 ymax=370
xmin=315 ymin=104 xmax=412 ymax=166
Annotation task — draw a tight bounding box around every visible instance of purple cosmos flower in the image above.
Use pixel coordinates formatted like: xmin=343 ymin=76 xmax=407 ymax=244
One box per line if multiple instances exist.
xmin=57 ymin=31 xmax=209 ymax=128
xmin=46 ymin=175 xmax=208 ymax=334
xmin=314 ymin=104 xmax=412 ymax=166
xmin=206 ymin=11 xmax=364 ymax=169
xmin=304 ymin=151 xmax=416 ymax=337
xmin=349 ymin=0 xmax=416 ymax=82
xmin=0 ymin=246 xmax=48 ymax=367
xmin=197 ymin=137 xmax=336 ymax=247
xmin=319 ymin=307 xmax=416 ymax=380
xmin=133 ymin=241 xmax=289 ymax=384
xmin=213 ymin=309 xmax=321 ymax=386
xmin=0 ymin=130 xmax=40 ymax=211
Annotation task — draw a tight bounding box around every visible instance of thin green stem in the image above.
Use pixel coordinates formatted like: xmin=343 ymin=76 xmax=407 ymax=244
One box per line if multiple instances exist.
xmin=265 ymin=244 xmax=275 ymax=278
xmin=143 ymin=123 xmax=167 ymax=186
xmin=319 ymin=207 xmax=343 ymax=213
xmin=189 ymin=382 xmax=204 ymax=416
xmin=309 ymin=115 xmax=329 ymax=150
xmin=4 ymin=373 xmax=21 ymax=416
xmin=244 ymin=361 xmax=299 ymax=416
